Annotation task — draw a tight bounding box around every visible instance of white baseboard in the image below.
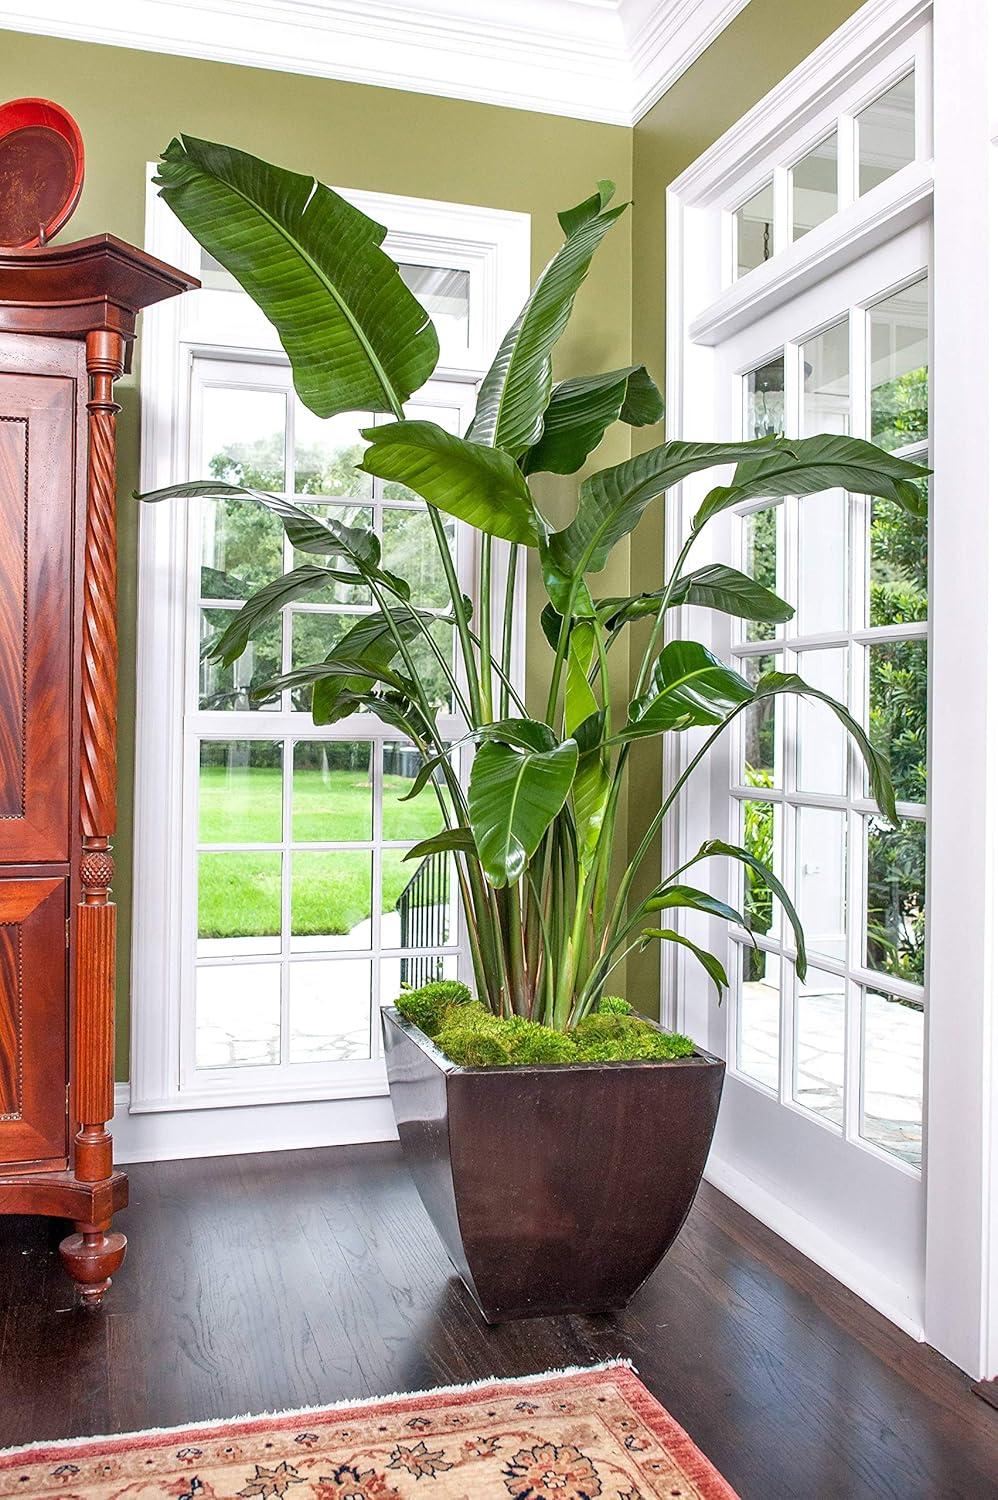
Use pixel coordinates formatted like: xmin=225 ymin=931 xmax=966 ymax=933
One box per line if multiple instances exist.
xmin=705 ymin=1152 xmax=925 ymax=1343
xmin=111 ymin=1083 xmax=398 ymax=1164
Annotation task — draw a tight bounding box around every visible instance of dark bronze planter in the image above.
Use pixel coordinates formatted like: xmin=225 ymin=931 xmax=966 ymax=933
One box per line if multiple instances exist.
xmin=382 ymin=1006 xmax=725 ymax=1323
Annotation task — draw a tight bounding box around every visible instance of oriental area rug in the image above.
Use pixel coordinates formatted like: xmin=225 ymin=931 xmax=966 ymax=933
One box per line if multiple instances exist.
xmin=0 ymin=1362 xmax=738 ymax=1500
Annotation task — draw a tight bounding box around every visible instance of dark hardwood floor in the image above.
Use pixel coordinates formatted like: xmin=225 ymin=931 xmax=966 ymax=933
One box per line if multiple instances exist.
xmin=0 ymin=1142 xmax=995 ymax=1499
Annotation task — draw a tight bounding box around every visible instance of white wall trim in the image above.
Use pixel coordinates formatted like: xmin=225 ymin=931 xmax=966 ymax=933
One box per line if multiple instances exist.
xmin=704 ymin=1154 xmax=925 ymax=1343
xmin=0 ymin=0 xmax=751 ymax=127
xmin=112 ymin=1083 xmax=398 ymax=1164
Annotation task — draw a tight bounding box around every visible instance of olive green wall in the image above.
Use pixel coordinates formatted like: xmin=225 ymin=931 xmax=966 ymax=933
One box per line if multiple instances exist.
xmin=0 ymin=32 xmax=632 ymax=1076
xmin=624 ymin=0 xmax=866 ymax=1010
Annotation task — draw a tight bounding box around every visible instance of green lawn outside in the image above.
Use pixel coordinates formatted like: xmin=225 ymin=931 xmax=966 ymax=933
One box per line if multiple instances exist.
xmin=197 ymin=766 xmax=447 ymax=939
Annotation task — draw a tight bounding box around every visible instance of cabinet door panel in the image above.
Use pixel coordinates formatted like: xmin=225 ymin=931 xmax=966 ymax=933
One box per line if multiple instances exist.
xmin=0 ymin=373 xmax=74 ymax=860
xmin=0 ymin=877 xmax=67 ymax=1166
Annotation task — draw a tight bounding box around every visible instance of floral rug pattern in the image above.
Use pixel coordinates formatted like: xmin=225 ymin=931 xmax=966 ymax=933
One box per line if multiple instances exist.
xmin=0 ymin=1364 xmax=737 ymax=1500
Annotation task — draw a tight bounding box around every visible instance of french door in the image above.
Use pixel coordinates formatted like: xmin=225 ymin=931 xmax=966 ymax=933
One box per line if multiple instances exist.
xmin=684 ymin=224 xmax=930 ymax=1318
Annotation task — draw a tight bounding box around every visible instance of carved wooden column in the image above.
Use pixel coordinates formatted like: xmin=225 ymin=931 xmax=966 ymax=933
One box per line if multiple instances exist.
xmin=59 ymin=328 xmax=127 ymax=1303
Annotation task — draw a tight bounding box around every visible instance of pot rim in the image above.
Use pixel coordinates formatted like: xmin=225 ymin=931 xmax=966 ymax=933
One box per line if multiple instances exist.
xmin=382 ymin=1005 xmax=724 ymax=1075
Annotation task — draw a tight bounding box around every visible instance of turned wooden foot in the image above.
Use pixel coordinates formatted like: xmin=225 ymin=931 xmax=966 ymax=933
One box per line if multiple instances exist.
xmin=59 ymin=1221 xmax=126 ymax=1305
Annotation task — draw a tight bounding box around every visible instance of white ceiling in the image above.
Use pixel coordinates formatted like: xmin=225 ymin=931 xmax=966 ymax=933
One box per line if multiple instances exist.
xmin=0 ymin=0 xmax=751 ymax=126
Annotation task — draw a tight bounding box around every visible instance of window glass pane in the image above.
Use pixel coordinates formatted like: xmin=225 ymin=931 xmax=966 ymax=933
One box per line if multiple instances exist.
xmin=742 ymin=799 xmax=779 ymax=940
xmin=792 ymin=132 xmax=837 ymax=240
xmin=743 ymin=356 xmax=784 ymax=439
xmin=796 ymin=648 xmax=848 ymax=795
xmin=736 ymin=944 xmax=780 ymax=1090
xmin=291 ymin=502 xmax=374 ymax=603
xmin=202 ymin=385 xmax=286 ymax=490
xmin=201 ymin=495 xmax=284 ymax=600
xmin=196 ymin=963 xmax=281 ymax=1069
xmin=382 ymin=507 xmax=454 ymax=609
xmin=741 ymin=653 xmax=780 ymax=789
xmin=802 ymin=320 xmax=849 ymax=437
xmin=289 ymin=958 xmax=371 ymax=1062
xmin=741 ymin=503 xmax=780 ymax=643
xmin=291 ymin=850 xmax=372 ymax=951
xmin=797 ymin=490 xmax=848 ymax=636
xmin=198 ymin=851 xmax=282 ymax=956
xmin=383 ymin=741 xmax=448 ymax=842
xmin=383 ymin=849 xmax=455 ymax=949
xmin=399 ymin=264 xmax=470 ymax=348
xmin=862 ymin=988 xmax=923 ymax=1167
xmin=408 ymin=619 xmax=457 ymax=715
xmin=199 ymin=741 xmax=282 ymax=844
xmin=294 ymin=405 xmax=372 ymax=497
xmin=866 ymin=816 xmax=926 ymax=982
xmin=858 ymin=72 xmax=916 ymax=197
xmin=200 ymin=609 xmax=281 ymax=711
xmin=736 ymin=182 xmax=775 ymax=277
xmin=870 ymin=278 xmax=928 ymax=451
xmin=870 ymin=484 xmax=928 ymax=626
xmin=292 ymin=741 xmax=372 ymax=843
xmin=793 ymin=966 xmax=846 ymax=1125
xmin=867 ymin=638 xmax=927 ymax=803
xmin=797 ymin=807 xmax=846 ymax=963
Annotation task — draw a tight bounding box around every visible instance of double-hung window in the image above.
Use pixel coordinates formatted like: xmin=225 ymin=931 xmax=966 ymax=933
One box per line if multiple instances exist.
xmin=133 ymin=181 xmax=529 ymax=1112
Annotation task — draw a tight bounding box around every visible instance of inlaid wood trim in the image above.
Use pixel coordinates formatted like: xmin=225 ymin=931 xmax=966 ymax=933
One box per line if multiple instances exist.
xmin=0 ymin=415 xmax=28 ymax=823
xmin=0 ymin=921 xmax=22 ymax=1120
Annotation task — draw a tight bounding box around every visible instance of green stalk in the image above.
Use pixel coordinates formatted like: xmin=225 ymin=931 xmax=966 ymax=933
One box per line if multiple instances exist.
xmin=500 ymin=543 xmax=520 ymax=719
xmin=427 ymin=505 xmax=482 ymax=725
xmin=479 ymin=535 xmax=494 ymax=720
xmin=633 ymin=530 xmax=697 ymax=698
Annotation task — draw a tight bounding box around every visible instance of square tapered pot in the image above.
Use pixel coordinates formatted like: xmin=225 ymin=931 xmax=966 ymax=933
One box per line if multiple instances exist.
xmin=382 ymin=1006 xmax=724 ymax=1323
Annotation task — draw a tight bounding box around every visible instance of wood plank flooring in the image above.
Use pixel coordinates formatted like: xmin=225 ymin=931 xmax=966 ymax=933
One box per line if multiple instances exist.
xmin=0 ymin=1143 xmax=995 ymax=1499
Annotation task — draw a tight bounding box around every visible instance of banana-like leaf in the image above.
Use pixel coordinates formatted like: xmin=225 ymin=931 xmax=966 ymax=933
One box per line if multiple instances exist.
xmin=665 ymin=838 xmax=808 ymax=980
xmin=211 ymin=566 xmax=367 ymax=666
xmin=466 ymin=185 xmax=628 ymax=458
xmin=522 ymin=365 xmax=663 ymax=476
xmin=565 ymin=622 xmax=599 ymax=736
xmin=254 ymin=656 xmax=414 ymax=700
xmin=754 ymin=670 xmax=897 ymax=822
xmin=358 ymin=421 xmax=543 ymax=546
xmin=639 ymin=928 xmax=729 ymax=1001
xmin=542 ymin=438 xmax=782 ymax=610
xmin=311 ymin=606 xmax=445 ymax=724
xmin=571 ymin=710 xmax=610 ymax=869
xmin=404 ymin=828 xmax=476 ymax=861
xmin=155 ymin=136 xmax=438 ymax=418
xmin=468 ymin=737 xmax=579 ymax=886
xmin=642 ymin=883 xmax=751 ymax=932
xmin=599 ymin=565 xmax=794 ymax=631
xmin=138 ymin=479 xmax=383 ymax=572
xmin=693 ymin=435 xmax=929 ymax=530
xmin=622 ymin=642 xmax=753 ymax=739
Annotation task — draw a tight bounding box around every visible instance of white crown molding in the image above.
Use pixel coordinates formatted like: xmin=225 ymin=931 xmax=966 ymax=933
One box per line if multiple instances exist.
xmin=0 ymin=0 xmax=751 ymax=127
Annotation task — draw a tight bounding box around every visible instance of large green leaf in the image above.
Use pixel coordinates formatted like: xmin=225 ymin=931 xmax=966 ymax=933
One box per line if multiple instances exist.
xmin=565 ymin=622 xmax=599 ymax=736
xmin=622 ymin=642 xmax=753 ymax=739
xmin=543 ymin=438 xmax=781 ymax=609
xmin=138 ymin=479 xmax=383 ymax=572
xmin=599 ymin=565 xmax=794 ymax=631
xmin=358 ymin=421 xmax=543 ymax=545
xmin=571 ymin=710 xmax=611 ymax=869
xmin=211 ymin=565 xmax=367 ymax=665
xmin=468 ymin=737 xmax=579 ymax=886
xmin=466 ymin=185 xmax=628 ymax=458
xmin=639 ymin=929 xmax=729 ymax=1001
xmin=754 ymin=670 xmax=897 ymax=822
xmin=665 ymin=838 xmax=808 ymax=981
xmin=522 ymin=365 xmax=663 ymax=476
xmin=643 ymin=883 xmax=749 ymax=928
xmin=693 ymin=435 xmax=929 ymax=529
xmin=155 ymin=136 xmax=438 ymax=418
xmin=309 ymin=606 xmax=444 ymax=724
xmin=404 ymin=828 xmax=476 ymax=861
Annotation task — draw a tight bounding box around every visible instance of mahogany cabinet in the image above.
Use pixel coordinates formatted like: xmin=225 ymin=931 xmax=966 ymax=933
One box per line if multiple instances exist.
xmin=0 ymin=236 xmax=195 ymax=1302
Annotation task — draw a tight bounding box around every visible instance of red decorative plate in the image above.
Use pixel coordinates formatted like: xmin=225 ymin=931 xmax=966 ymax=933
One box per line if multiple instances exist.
xmin=0 ymin=97 xmax=84 ymax=249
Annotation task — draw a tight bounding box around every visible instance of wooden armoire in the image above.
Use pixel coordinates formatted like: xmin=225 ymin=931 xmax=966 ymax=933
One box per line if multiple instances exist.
xmin=0 ymin=236 xmax=195 ymax=1302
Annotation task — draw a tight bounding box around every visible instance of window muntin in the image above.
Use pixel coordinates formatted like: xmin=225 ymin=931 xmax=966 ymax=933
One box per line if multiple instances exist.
xmin=728 ymin=272 xmax=928 ymax=1171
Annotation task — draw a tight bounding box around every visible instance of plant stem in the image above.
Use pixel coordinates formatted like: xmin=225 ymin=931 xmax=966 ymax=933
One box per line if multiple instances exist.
xmin=480 ymin=535 xmax=494 ymax=720
xmin=500 ymin=544 xmax=519 ymax=719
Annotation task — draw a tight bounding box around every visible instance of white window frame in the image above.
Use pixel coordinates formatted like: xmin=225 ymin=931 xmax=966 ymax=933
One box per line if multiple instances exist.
xmin=666 ymin=0 xmax=998 ymax=1381
xmin=131 ymin=172 xmax=530 ymax=1121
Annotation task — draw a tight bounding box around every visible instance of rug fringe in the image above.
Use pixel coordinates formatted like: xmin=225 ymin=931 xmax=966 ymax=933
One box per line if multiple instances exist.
xmin=0 ymin=1359 xmax=637 ymax=1459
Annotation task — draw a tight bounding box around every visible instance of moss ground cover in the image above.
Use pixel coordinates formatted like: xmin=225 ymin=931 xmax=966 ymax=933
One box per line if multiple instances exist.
xmin=394 ymin=982 xmax=696 ymax=1066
